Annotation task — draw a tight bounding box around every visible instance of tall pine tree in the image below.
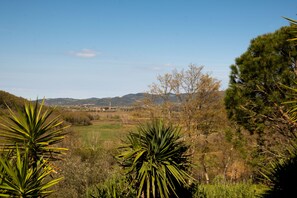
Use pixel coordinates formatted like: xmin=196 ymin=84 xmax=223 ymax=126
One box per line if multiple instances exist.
xmin=225 ymin=26 xmax=297 ymax=167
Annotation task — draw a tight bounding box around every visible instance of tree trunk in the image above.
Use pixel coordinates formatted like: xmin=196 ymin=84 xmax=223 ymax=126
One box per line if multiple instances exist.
xmin=223 ymin=147 xmax=233 ymax=181
xmin=201 ymin=153 xmax=209 ymax=184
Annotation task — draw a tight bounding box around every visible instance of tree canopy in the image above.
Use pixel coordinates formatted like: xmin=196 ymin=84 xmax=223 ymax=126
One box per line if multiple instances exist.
xmin=225 ymin=26 xmax=297 ymax=136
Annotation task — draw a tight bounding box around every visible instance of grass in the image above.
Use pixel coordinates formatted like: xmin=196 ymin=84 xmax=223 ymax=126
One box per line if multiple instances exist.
xmin=71 ymin=120 xmax=135 ymax=146
xmin=194 ymin=182 xmax=267 ymax=198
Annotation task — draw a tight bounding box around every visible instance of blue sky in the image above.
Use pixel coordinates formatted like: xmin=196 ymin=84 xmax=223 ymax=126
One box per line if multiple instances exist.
xmin=0 ymin=1 xmax=296 ymax=99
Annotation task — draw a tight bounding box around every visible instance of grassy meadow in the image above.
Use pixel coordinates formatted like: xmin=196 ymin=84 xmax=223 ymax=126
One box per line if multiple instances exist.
xmin=72 ymin=121 xmax=127 ymax=142
xmin=71 ymin=112 xmax=138 ymax=144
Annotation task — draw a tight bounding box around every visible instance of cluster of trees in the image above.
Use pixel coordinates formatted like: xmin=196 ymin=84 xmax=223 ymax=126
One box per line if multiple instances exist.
xmin=225 ymin=19 xmax=297 ymax=197
xmin=225 ymin=25 xmax=297 ymax=163
xmin=142 ymin=64 xmax=235 ymax=183
xmin=129 ymin=19 xmax=297 ymax=196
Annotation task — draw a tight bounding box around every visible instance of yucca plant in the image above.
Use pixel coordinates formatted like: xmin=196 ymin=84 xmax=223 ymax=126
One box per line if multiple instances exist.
xmin=260 ymin=143 xmax=297 ymax=198
xmin=0 ymin=99 xmax=68 ymax=164
xmin=118 ymin=120 xmax=193 ymax=198
xmin=283 ymin=17 xmax=297 ymax=42
xmin=0 ymin=147 xmax=63 ymax=197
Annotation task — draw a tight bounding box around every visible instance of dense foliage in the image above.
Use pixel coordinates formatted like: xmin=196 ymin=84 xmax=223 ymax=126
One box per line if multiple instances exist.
xmin=261 ymin=21 xmax=297 ymax=195
xmin=224 ymin=26 xmax=297 ymax=175
xmin=225 ymin=26 xmax=297 ymax=135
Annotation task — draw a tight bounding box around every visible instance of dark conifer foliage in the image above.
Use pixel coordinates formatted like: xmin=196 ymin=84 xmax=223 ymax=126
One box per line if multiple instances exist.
xmin=225 ymin=26 xmax=297 ymax=135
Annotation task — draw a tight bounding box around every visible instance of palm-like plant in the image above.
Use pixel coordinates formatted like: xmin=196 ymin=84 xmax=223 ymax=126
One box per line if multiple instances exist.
xmin=0 ymin=147 xmax=63 ymax=197
xmin=0 ymin=99 xmax=68 ymax=164
xmin=118 ymin=120 xmax=193 ymax=198
xmin=283 ymin=17 xmax=297 ymax=42
xmin=261 ymin=143 xmax=297 ymax=198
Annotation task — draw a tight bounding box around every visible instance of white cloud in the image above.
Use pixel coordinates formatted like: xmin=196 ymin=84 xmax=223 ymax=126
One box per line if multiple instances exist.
xmin=163 ymin=63 xmax=173 ymax=67
xmin=152 ymin=66 xmax=161 ymax=71
xmin=70 ymin=49 xmax=99 ymax=58
xmin=144 ymin=63 xmax=177 ymax=72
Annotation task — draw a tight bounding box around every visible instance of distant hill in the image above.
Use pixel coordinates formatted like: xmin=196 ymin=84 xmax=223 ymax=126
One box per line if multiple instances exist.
xmin=42 ymin=91 xmax=225 ymax=107
xmin=43 ymin=93 xmax=147 ymax=107
xmin=0 ymin=90 xmax=225 ymax=109
xmin=0 ymin=90 xmax=28 ymax=115
xmin=0 ymin=90 xmax=28 ymax=110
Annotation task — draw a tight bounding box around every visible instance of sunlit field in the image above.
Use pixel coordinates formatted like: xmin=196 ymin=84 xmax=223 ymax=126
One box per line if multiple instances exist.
xmin=72 ymin=121 xmax=128 ymax=142
xmin=69 ymin=111 xmax=138 ymax=148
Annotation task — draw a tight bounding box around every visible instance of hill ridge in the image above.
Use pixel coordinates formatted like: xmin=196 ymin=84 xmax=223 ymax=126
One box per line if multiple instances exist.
xmin=43 ymin=93 xmax=147 ymax=107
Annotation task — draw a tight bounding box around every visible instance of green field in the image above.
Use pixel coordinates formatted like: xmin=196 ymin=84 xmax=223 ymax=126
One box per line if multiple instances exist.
xmin=71 ymin=120 xmax=135 ymax=146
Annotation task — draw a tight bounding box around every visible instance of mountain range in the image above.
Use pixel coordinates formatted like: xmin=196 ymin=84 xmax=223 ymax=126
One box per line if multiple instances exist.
xmin=43 ymin=93 xmax=148 ymax=107
xmin=0 ymin=90 xmax=225 ymax=108
xmin=43 ymin=91 xmax=225 ymax=107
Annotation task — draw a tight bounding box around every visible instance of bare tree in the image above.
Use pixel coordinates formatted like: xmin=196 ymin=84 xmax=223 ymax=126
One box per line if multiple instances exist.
xmin=146 ymin=64 xmax=225 ymax=183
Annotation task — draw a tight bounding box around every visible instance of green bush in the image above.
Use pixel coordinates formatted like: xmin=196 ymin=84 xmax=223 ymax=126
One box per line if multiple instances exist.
xmin=193 ymin=181 xmax=265 ymax=198
xmin=87 ymin=174 xmax=136 ymax=198
xmin=52 ymin=145 xmax=118 ymax=198
xmin=62 ymin=111 xmax=92 ymax=126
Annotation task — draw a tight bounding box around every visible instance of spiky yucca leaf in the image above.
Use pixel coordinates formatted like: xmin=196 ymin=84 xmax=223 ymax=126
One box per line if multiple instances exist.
xmin=118 ymin=120 xmax=193 ymax=198
xmin=261 ymin=143 xmax=297 ymax=198
xmin=0 ymin=99 xmax=68 ymax=163
xmin=283 ymin=17 xmax=297 ymax=42
xmin=0 ymin=147 xmax=63 ymax=197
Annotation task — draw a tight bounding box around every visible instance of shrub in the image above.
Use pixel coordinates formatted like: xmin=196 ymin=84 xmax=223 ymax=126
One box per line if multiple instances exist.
xmin=62 ymin=111 xmax=92 ymax=126
xmin=87 ymin=174 xmax=136 ymax=198
xmin=52 ymin=145 xmax=118 ymax=197
xmin=193 ymin=181 xmax=264 ymax=198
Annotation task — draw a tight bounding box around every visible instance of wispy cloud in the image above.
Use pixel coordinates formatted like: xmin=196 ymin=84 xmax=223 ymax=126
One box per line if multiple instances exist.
xmin=141 ymin=63 xmax=176 ymax=72
xmin=163 ymin=63 xmax=174 ymax=67
xmin=152 ymin=67 xmax=161 ymax=71
xmin=70 ymin=49 xmax=99 ymax=58
xmin=152 ymin=63 xmax=175 ymax=71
